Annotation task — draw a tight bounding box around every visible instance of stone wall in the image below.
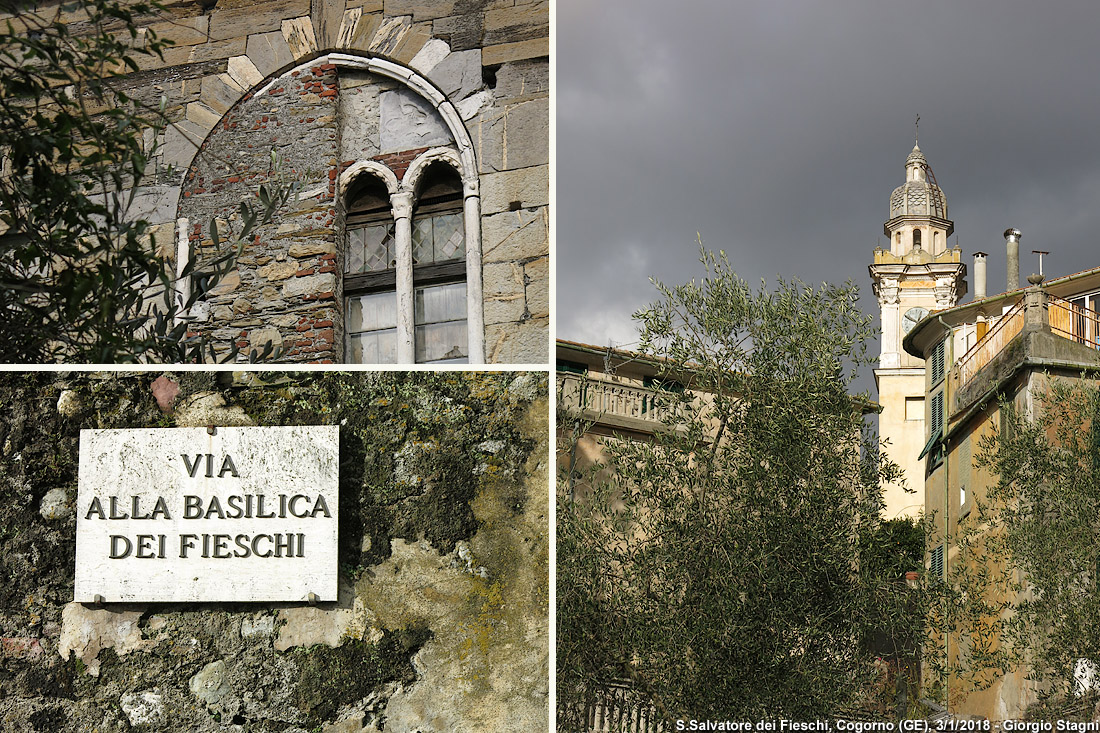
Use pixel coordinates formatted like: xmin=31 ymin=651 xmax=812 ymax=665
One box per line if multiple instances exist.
xmin=0 ymin=371 xmax=549 ymax=732
xmin=64 ymin=0 xmax=549 ymax=363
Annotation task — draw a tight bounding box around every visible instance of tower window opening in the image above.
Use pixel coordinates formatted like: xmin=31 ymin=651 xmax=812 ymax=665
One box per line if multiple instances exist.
xmin=913 ymin=229 xmax=922 ymax=249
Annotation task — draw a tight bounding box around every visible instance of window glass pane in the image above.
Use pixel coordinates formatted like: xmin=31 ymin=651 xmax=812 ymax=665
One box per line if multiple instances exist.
xmin=347 ymin=329 xmax=397 ymax=364
xmin=433 ymin=213 xmax=463 ymax=262
xmin=347 ymin=223 xmax=394 ymax=274
xmin=365 ymin=223 xmax=394 ymax=272
xmin=347 ymin=291 xmax=397 ymax=332
xmin=410 ymin=212 xmax=464 ymax=265
xmin=412 ymin=217 xmax=433 ymax=264
xmin=415 ymin=282 xmax=466 ymax=325
xmin=415 ymin=322 xmax=467 ymax=363
xmin=346 ymin=228 xmax=365 ymax=274
xmin=414 ymin=281 xmax=466 ymax=363
xmin=346 ymin=291 xmax=398 ymax=363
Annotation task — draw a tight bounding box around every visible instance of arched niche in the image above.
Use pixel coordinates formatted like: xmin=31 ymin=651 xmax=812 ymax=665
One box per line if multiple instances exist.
xmin=173 ymin=51 xmax=483 ymax=364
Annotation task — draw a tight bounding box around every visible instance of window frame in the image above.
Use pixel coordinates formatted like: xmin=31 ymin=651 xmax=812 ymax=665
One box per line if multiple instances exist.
xmin=408 ymin=195 xmax=467 ymax=289
xmin=929 ymin=543 xmax=945 ymax=580
xmin=344 ymin=206 xmax=399 ymax=294
xmin=409 ymin=164 xmax=468 ymax=364
xmin=339 ymin=150 xmax=477 ymax=365
xmin=342 ymin=174 xmax=400 ymax=364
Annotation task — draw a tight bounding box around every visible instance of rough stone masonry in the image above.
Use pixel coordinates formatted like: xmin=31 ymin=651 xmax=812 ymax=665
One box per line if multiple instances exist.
xmin=82 ymin=0 xmax=549 ymax=363
xmin=0 ymin=371 xmax=549 ymax=732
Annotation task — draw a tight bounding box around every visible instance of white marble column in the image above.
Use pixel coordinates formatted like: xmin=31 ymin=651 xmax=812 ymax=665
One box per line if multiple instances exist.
xmin=879 ymin=279 xmax=900 ymax=368
xmin=174 ymin=217 xmax=191 ymax=326
xmin=391 ymin=191 xmax=415 ymax=363
xmin=463 ymin=187 xmax=484 ymax=364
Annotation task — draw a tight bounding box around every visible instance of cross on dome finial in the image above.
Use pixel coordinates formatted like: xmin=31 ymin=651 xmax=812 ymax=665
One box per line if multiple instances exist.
xmin=915 ymin=113 xmax=920 ymax=147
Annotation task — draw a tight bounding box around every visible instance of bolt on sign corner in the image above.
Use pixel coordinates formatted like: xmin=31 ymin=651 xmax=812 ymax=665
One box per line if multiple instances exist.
xmin=75 ymin=426 xmax=339 ymax=603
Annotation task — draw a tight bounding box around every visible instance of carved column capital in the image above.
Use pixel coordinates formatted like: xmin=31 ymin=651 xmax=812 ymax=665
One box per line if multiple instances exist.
xmin=875 ymin=277 xmax=900 ymax=305
xmin=390 ymin=191 xmax=414 ymax=220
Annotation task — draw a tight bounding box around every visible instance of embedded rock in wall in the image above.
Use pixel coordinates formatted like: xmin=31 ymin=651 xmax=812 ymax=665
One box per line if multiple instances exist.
xmin=173 ymin=392 xmax=254 ymax=427
xmin=339 ymin=75 xmax=382 ymax=160
xmin=379 ymin=88 xmax=452 ymax=151
xmin=39 ymin=487 xmax=72 ymax=521
xmin=57 ymin=604 xmax=149 ymax=677
xmin=274 ymin=579 xmax=381 ymax=651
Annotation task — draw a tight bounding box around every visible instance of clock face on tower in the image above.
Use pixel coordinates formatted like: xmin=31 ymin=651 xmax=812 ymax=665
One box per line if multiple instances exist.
xmin=903 ymin=307 xmax=930 ymax=334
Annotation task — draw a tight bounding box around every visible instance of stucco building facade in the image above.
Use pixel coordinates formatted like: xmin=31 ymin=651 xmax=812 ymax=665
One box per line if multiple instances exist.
xmin=869 ymin=143 xmax=1100 ymax=718
xmin=903 ymin=262 xmax=1100 ymax=720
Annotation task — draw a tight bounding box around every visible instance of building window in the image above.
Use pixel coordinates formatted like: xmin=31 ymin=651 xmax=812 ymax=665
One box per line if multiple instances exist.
xmin=557 ymin=360 xmax=588 ymax=376
xmin=930 ymin=390 xmax=943 ymax=430
xmin=930 ymin=339 xmax=946 ymax=385
xmin=905 ymin=396 xmax=924 ymax=421
xmin=920 ymin=389 xmax=945 ymax=470
xmin=913 ymin=228 xmax=921 ymax=249
xmin=342 ymin=158 xmax=468 ymax=364
xmin=928 ymin=390 xmax=945 ymax=468
xmin=344 ymin=174 xmax=398 ymax=363
xmin=1066 ymin=291 xmax=1100 ymax=348
xmin=411 ymin=162 xmax=467 ymax=364
xmin=930 ymin=544 xmax=944 ymax=579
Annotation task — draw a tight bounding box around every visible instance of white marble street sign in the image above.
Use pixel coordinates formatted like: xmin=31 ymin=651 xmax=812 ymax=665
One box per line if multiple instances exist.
xmin=75 ymin=426 xmax=339 ymax=603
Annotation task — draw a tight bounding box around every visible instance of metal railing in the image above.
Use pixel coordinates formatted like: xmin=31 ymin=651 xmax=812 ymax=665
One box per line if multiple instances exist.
xmin=1049 ymin=295 xmax=1100 ymax=349
xmin=558 ymin=374 xmax=672 ymax=426
xmin=562 ymin=681 xmax=667 ymax=733
xmin=956 ymin=299 xmax=1026 ymax=387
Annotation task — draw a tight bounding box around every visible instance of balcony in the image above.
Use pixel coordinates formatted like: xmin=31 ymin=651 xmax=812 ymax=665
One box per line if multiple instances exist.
xmin=955 ymin=299 xmax=1026 ymax=387
xmin=1049 ymin=294 xmax=1100 ymax=349
xmin=558 ymin=373 xmax=672 ymax=434
xmin=951 ymin=286 xmax=1100 ymax=412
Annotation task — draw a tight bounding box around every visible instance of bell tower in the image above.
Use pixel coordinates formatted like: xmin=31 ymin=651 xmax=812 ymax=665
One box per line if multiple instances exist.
xmin=869 ymin=140 xmax=967 ymax=518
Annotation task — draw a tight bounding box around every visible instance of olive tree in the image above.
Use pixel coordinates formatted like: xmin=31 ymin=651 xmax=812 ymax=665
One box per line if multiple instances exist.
xmin=558 ymin=249 xmax=919 ymax=725
xmin=954 ymin=381 xmax=1100 ymax=718
xmin=0 ymin=0 xmax=286 ymax=362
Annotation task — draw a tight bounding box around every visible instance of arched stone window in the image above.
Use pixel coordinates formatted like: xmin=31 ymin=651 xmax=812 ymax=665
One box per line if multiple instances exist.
xmin=410 ymin=161 xmax=467 ymax=363
xmin=178 ymin=53 xmax=490 ymax=364
xmin=344 ymin=173 xmax=399 ymax=363
xmin=340 ymin=151 xmax=474 ymax=364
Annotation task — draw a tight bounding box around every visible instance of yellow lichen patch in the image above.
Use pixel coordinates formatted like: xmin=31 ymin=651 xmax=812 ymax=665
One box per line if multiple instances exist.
xmin=456 ymin=580 xmax=505 ymax=686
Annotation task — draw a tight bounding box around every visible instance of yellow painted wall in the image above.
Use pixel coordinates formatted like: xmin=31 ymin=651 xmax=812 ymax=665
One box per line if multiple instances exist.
xmin=877 ymin=371 xmax=928 ymax=518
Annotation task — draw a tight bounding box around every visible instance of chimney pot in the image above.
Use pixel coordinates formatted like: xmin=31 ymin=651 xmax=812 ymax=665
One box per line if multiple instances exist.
xmin=973 ymin=251 xmax=988 ymax=300
xmin=1005 ymin=228 xmax=1021 ymax=292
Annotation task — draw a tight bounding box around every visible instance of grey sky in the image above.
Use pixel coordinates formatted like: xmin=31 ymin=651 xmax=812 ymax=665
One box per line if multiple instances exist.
xmin=557 ymin=0 xmax=1100 ymax=393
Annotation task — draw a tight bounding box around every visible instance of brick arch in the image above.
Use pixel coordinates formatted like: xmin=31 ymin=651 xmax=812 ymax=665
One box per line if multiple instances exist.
xmin=173 ymin=50 xmax=478 ymax=221
xmin=173 ymin=51 xmax=484 ymax=363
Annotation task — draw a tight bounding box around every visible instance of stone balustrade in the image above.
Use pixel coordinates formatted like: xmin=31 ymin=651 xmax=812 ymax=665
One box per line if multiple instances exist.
xmin=558 ymin=374 xmax=672 ymax=431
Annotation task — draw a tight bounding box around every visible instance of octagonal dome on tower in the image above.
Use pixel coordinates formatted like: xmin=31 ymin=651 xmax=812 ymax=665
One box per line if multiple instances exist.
xmin=889 ymin=143 xmax=948 ymax=221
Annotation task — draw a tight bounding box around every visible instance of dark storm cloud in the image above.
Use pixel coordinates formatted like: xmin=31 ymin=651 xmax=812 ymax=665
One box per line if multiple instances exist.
xmin=557 ymin=0 xmax=1100 ymax=379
